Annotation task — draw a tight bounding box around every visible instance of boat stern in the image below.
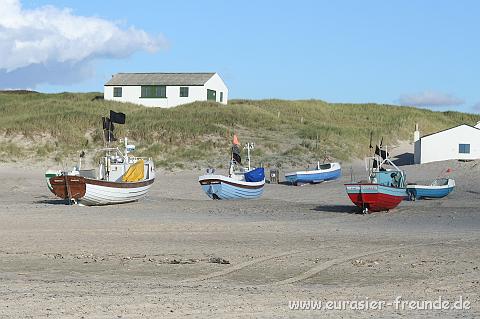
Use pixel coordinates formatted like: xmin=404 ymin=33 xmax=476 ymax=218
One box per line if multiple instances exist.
xmin=45 ymin=169 xmax=61 ymax=193
xmin=49 ymin=175 xmax=87 ymax=201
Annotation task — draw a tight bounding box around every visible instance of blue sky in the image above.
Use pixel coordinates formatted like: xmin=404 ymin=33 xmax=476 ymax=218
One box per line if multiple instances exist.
xmin=2 ymin=0 xmax=480 ymax=113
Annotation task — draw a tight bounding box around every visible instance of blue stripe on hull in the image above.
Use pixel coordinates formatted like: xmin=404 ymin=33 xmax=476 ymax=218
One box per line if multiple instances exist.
xmin=346 ymin=184 xmax=407 ymax=197
xmin=201 ymin=182 xmax=264 ymax=200
xmin=407 ymin=187 xmax=454 ymax=199
xmin=286 ymin=169 xmax=341 ymax=184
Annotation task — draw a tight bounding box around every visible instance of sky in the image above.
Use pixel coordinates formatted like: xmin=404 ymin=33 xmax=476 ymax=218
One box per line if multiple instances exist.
xmin=1 ymin=0 xmax=479 ymax=113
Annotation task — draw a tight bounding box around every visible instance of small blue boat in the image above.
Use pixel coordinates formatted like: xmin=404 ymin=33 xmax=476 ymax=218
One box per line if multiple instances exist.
xmin=406 ymin=178 xmax=455 ymax=200
xmin=285 ymin=162 xmax=341 ymax=185
xmin=199 ymin=138 xmax=265 ymax=200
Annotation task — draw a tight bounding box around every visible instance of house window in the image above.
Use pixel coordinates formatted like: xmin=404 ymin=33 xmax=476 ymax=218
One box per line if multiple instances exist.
xmin=207 ymin=89 xmax=216 ymax=101
xmin=220 ymin=92 xmax=223 ymax=103
xmin=113 ymin=87 xmax=122 ymax=97
xmin=180 ymin=87 xmax=189 ymax=97
xmin=141 ymin=85 xmax=166 ymax=98
xmin=459 ymin=144 xmax=470 ymax=154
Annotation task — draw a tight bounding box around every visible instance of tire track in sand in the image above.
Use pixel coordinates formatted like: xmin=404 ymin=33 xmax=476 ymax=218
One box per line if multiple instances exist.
xmin=182 ymin=240 xmax=471 ymax=286
xmin=267 ymin=246 xmax=406 ymax=286
xmin=181 ymin=250 xmax=302 ymax=283
xmin=267 ymin=240 xmax=468 ymax=286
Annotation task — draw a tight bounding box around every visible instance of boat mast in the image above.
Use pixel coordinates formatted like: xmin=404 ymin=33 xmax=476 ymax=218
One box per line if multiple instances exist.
xmin=245 ymin=142 xmax=254 ymax=171
xmin=229 ymin=145 xmax=234 ymax=177
xmin=124 ymin=137 xmax=129 ymax=163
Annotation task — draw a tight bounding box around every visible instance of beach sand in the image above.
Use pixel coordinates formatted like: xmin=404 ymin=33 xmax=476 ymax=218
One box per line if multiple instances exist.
xmin=0 ymin=159 xmax=479 ymax=318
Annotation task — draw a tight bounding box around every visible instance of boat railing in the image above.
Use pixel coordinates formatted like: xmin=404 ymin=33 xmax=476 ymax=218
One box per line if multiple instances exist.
xmin=364 ymin=145 xmax=407 ymax=187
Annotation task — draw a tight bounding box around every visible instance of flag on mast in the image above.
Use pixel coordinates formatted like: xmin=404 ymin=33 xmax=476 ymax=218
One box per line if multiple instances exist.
xmin=233 ymin=134 xmax=240 ymax=145
xmin=232 ymin=134 xmax=241 ymax=164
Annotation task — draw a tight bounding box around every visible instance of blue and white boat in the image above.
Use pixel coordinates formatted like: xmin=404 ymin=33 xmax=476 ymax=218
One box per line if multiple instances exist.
xmin=199 ymin=139 xmax=265 ymax=200
xmin=406 ymin=178 xmax=455 ymax=200
xmin=285 ymin=162 xmax=341 ymax=185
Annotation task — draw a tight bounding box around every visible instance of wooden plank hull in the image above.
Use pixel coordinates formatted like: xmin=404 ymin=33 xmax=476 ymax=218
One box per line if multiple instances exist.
xmin=49 ymin=176 xmax=86 ymax=200
xmin=345 ymin=183 xmax=407 ymax=212
xmin=199 ymin=174 xmax=264 ymax=200
xmin=49 ymin=176 xmax=154 ymax=206
xmin=45 ymin=170 xmax=61 ymax=193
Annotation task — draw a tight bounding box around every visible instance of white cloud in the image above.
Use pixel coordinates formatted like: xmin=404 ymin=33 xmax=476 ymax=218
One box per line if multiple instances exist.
xmin=398 ymin=90 xmax=464 ymax=107
xmin=0 ymin=0 xmax=167 ymax=88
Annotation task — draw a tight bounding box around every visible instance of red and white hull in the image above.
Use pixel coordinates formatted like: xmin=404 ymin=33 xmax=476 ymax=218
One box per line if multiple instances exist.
xmin=345 ymin=183 xmax=406 ymax=212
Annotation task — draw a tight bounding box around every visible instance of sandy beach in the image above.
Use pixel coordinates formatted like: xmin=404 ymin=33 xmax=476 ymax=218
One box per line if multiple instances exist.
xmin=0 ymin=159 xmax=479 ymax=318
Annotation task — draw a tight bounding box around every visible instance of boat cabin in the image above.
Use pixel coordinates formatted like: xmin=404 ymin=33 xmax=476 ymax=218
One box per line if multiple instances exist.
xmin=370 ymin=170 xmax=406 ymax=188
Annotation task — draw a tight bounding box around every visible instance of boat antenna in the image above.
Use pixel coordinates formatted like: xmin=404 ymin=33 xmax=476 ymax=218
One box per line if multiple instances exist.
xmin=244 ymin=142 xmax=254 ymax=171
xmin=78 ymin=150 xmax=85 ymax=170
xmin=369 ymin=131 xmax=374 ymax=156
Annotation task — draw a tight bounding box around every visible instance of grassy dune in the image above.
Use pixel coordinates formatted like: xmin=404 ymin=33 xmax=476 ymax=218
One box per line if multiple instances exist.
xmin=0 ymin=91 xmax=478 ymax=169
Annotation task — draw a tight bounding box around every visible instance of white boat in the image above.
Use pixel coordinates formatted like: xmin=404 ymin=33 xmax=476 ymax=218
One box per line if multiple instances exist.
xmin=198 ymin=172 xmax=265 ymax=200
xmin=48 ymin=139 xmax=155 ymax=206
xmin=199 ymin=138 xmax=265 ymax=200
xmin=47 ymin=111 xmax=155 ymax=206
xmin=285 ymin=162 xmax=342 ymax=185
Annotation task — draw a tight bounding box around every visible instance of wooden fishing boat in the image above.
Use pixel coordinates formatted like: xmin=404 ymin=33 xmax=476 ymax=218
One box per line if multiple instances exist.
xmin=49 ymin=141 xmax=155 ymax=206
xmin=406 ymin=178 xmax=455 ymax=200
xmin=47 ymin=111 xmax=155 ymax=206
xmin=199 ymin=170 xmax=265 ymax=200
xmin=345 ymin=144 xmax=407 ymax=213
xmin=199 ymin=137 xmax=265 ymax=200
xmin=285 ymin=162 xmax=341 ymax=185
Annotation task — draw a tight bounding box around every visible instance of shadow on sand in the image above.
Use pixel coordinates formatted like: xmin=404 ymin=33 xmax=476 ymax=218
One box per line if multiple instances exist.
xmin=312 ymin=205 xmax=360 ymax=214
xmin=392 ymin=152 xmax=414 ymax=166
xmin=33 ymin=199 xmax=69 ymax=205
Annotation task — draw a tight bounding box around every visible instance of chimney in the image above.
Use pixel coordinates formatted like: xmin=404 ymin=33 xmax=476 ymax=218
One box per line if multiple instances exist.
xmin=414 ymin=123 xmax=420 ymax=142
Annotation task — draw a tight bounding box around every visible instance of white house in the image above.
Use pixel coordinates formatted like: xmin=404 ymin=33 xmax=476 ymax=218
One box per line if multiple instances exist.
xmin=414 ymin=122 xmax=480 ymax=164
xmin=104 ymin=72 xmax=228 ymax=108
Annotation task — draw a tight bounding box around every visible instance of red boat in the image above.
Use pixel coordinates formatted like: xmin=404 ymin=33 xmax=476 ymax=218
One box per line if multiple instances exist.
xmin=345 ymin=146 xmax=407 ymax=213
xmin=345 ymin=182 xmax=406 ymax=213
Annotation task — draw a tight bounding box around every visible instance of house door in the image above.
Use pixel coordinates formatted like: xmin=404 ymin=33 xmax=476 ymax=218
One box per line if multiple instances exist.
xmin=207 ymin=89 xmax=216 ymax=101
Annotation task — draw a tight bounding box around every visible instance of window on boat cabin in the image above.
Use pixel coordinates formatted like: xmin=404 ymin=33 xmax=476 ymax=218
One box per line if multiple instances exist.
xmin=459 ymin=143 xmax=470 ymax=154
xmin=113 ymin=87 xmax=122 ymax=97
xmin=141 ymin=85 xmax=166 ymax=98
xmin=179 ymin=87 xmax=189 ymax=97
xmin=319 ymin=163 xmax=331 ymax=170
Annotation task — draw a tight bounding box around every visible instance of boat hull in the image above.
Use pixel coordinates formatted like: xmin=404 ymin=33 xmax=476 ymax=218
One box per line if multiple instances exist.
xmin=406 ymin=185 xmax=454 ymax=199
xmin=199 ymin=174 xmax=264 ymax=200
xmin=285 ymin=164 xmax=341 ymax=185
xmin=49 ymin=176 xmax=154 ymax=205
xmin=345 ymin=183 xmax=406 ymax=212
xmin=45 ymin=169 xmax=61 ymax=193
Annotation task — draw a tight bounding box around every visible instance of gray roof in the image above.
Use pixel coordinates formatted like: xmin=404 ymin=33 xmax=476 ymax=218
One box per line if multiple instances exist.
xmin=421 ymin=123 xmax=480 ymax=139
xmin=105 ymin=73 xmax=216 ymax=86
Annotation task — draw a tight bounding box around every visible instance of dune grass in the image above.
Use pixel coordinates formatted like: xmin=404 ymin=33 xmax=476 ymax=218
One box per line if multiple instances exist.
xmin=0 ymin=91 xmax=478 ymax=168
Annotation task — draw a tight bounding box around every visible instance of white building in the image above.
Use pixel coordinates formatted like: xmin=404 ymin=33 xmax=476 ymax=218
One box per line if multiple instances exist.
xmin=104 ymin=72 xmax=228 ymax=108
xmin=414 ymin=122 xmax=480 ymax=164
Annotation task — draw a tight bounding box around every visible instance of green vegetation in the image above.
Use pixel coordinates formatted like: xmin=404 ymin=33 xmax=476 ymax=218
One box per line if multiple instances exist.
xmin=0 ymin=91 xmax=478 ymax=168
